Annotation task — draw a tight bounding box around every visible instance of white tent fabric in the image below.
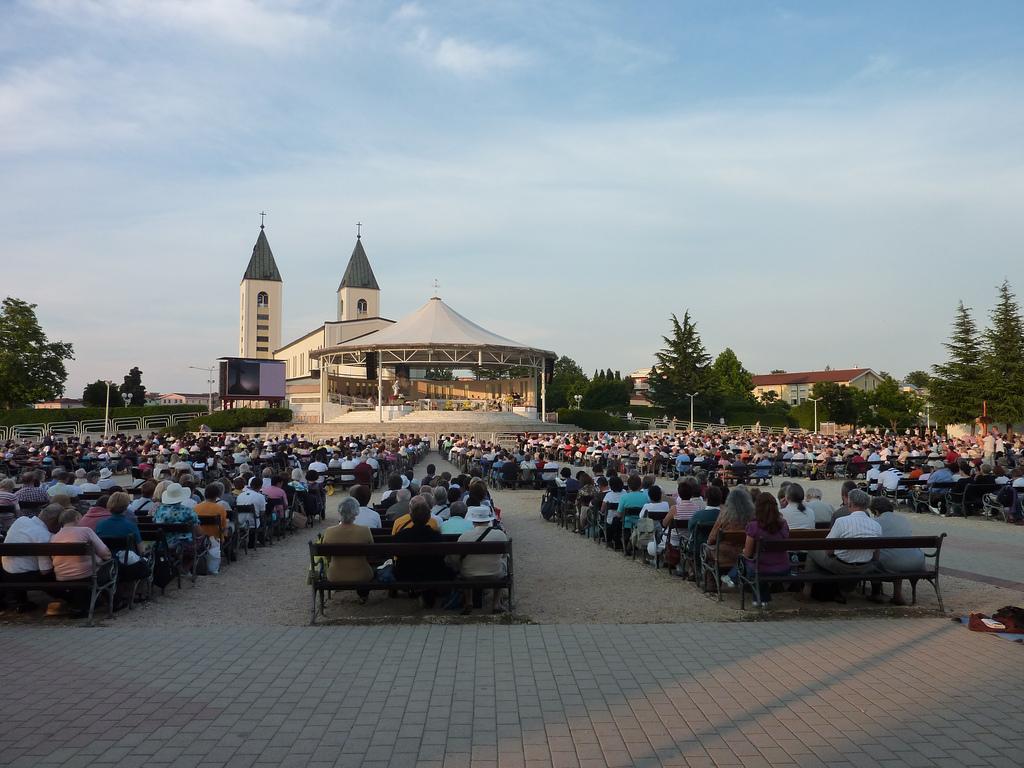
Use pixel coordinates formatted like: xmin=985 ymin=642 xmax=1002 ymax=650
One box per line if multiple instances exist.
xmin=333 ymin=297 xmax=551 ymax=353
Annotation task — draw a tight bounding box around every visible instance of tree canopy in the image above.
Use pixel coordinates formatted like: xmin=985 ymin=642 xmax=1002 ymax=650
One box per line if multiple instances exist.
xmin=711 ymin=348 xmax=754 ymax=400
xmin=0 ymin=298 xmax=75 ymax=410
xmin=83 ymin=380 xmax=125 ymax=408
xmin=120 ymin=366 xmax=146 ymax=407
xmin=545 ymin=355 xmax=588 ymax=410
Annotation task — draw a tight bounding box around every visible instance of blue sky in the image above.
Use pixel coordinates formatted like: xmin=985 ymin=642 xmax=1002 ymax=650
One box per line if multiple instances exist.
xmin=3 ymin=1 xmax=1023 ymax=395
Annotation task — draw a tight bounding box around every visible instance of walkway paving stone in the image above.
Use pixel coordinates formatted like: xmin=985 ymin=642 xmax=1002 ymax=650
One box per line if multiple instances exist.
xmin=2 ymin=620 xmax=1022 ymax=767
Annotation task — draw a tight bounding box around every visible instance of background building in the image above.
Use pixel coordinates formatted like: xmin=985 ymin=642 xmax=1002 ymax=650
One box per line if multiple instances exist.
xmin=751 ymin=368 xmax=882 ymax=405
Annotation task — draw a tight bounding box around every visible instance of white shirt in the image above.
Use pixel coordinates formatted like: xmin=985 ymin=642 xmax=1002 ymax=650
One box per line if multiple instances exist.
xmin=865 ymin=466 xmax=882 ymax=490
xmin=782 ymin=504 xmax=816 ymax=530
xmin=354 ymin=507 xmax=381 ymax=528
xmin=1 ymin=515 xmax=52 ymax=574
xmin=639 ymin=501 xmax=670 ymax=518
xmin=236 ymin=488 xmax=267 ymax=514
xmin=880 ymin=469 xmax=903 ymax=492
xmin=827 ymin=510 xmax=881 ymax=563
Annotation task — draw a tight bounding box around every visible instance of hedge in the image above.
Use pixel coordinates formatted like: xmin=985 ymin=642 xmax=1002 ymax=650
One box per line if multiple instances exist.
xmin=557 ymin=409 xmax=633 ymax=432
xmin=181 ymin=408 xmax=293 ymax=433
xmin=0 ymin=404 xmax=204 ymax=427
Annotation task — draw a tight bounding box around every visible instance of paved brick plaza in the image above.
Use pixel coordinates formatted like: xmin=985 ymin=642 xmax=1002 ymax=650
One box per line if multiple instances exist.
xmin=2 ymin=619 xmax=1021 ymax=768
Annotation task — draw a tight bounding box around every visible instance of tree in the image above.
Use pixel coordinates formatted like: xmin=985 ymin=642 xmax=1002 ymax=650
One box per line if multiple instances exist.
xmin=930 ymin=301 xmax=985 ymax=431
xmin=981 ymin=280 xmax=1024 ymax=432
xmin=711 ymin=348 xmax=754 ymax=400
xmin=758 ymin=390 xmax=779 ymax=405
xmin=647 ymin=311 xmax=716 ymax=419
xmin=0 ymin=298 xmax=75 ymax=409
xmin=83 ymin=380 xmax=125 ymax=408
xmin=812 ymin=381 xmax=857 ymax=425
xmin=582 ymin=376 xmax=631 ymax=410
xmin=868 ymin=377 xmax=922 ymax=431
xmin=119 ymin=366 xmax=146 ymax=406
xmin=546 ymin=355 xmax=588 ymax=410
xmin=904 ymin=370 xmax=931 ymax=390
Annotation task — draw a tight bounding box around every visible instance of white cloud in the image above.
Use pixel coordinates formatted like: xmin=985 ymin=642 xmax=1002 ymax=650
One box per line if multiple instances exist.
xmin=432 ymin=36 xmax=531 ymax=77
xmin=29 ymin=0 xmax=324 ymax=49
xmin=391 ymin=2 xmax=423 ymax=22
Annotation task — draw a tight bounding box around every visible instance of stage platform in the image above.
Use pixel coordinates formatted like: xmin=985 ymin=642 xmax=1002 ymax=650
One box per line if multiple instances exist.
xmin=241 ymin=410 xmax=578 ymax=439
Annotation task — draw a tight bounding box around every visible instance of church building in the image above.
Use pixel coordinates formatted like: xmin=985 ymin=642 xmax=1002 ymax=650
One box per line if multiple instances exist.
xmin=238 ymin=224 xmax=395 ymax=420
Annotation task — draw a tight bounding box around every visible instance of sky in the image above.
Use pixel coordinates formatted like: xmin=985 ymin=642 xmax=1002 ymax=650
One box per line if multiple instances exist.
xmin=3 ymin=0 xmax=1024 ymax=396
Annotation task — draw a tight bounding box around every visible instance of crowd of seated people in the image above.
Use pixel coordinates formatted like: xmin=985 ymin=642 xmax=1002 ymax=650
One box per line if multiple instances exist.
xmin=0 ymin=430 xmax=429 ymax=618
xmin=314 ymin=461 xmax=511 ymax=614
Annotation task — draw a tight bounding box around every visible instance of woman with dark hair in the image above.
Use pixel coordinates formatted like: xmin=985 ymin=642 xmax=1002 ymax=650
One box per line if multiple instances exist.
xmin=736 ymin=493 xmax=791 ymax=606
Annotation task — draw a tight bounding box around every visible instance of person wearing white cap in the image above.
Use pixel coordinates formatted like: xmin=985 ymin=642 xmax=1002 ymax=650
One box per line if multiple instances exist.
xmin=454 ymin=505 xmax=508 ymax=614
xmin=97 ymin=467 xmax=117 ymax=491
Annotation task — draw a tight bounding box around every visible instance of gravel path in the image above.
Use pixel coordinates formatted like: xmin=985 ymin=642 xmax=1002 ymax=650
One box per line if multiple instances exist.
xmin=2 ymin=453 xmax=1015 ymax=627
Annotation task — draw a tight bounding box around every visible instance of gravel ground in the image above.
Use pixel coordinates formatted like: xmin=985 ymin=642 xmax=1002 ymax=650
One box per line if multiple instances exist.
xmin=1 ymin=453 xmax=1016 ymax=627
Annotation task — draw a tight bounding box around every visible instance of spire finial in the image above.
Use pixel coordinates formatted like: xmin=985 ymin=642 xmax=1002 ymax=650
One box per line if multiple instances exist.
xmin=432 ymin=278 xmax=440 ymax=298
xmin=259 ymin=210 xmax=267 ymax=229
xmin=356 ymin=221 xmax=361 ymax=239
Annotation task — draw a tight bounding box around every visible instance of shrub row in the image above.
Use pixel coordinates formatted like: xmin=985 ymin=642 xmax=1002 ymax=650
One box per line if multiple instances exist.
xmin=181 ymin=408 xmax=293 ymax=433
xmin=557 ymin=409 xmax=633 ymax=432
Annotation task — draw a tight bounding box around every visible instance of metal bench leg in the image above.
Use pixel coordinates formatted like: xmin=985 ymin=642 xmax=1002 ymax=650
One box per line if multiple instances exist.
xmin=931 ymin=578 xmax=945 ymax=614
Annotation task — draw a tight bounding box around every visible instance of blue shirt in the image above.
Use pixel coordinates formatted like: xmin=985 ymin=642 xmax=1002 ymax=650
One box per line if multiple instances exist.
xmin=95 ymin=514 xmax=143 ymax=545
xmin=617 ymin=490 xmax=650 ymax=516
xmin=441 ymin=517 xmax=473 ymax=535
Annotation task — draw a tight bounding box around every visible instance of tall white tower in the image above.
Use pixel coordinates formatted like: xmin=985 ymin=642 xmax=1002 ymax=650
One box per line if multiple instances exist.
xmin=239 ymin=223 xmax=283 ymax=358
xmin=336 ymin=231 xmax=380 ymax=321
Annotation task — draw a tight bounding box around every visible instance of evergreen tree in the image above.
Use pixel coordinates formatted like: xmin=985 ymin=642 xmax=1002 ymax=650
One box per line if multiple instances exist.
xmin=982 ymin=280 xmax=1024 ymax=431
xmin=647 ymin=311 xmax=715 ymax=419
xmin=931 ymin=301 xmax=985 ymax=431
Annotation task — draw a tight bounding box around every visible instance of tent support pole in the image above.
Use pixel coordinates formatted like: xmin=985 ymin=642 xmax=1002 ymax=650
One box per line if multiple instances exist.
xmin=541 ymin=366 xmax=547 ymax=423
xmin=378 ymin=360 xmax=383 ymax=423
xmin=319 ymin=355 xmax=327 ymax=424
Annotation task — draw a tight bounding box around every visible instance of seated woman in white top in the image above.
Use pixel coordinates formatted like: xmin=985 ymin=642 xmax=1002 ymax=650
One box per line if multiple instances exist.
xmin=639 ymin=485 xmax=670 ymax=519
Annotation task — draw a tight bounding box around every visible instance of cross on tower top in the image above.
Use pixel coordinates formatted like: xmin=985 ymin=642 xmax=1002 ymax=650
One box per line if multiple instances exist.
xmin=432 ymin=278 xmax=440 ymax=297
xmin=259 ymin=210 xmax=267 ymax=229
xmin=356 ymin=221 xmax=361 ymax=239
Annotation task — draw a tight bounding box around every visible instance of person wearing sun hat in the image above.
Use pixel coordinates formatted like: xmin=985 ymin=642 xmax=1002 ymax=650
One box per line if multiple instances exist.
xmin=453 ymin=505 xmax=509 ymax=613
xmin=97 ymin=467 xmax=117 ymax=491
xmin=154 ymin=482 xmax=200 ymax=548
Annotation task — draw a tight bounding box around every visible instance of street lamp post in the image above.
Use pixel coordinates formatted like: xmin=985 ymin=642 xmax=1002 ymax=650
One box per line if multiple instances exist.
xmin=686 ymin=392 xmax=698 ymax=432
xmin=925 ymin=403 xmax=931 ymax=432
xmin=189 ymin=365 xmax=216 ymax=415
xmin=807 ymin=396 xmax=822 ymax=434
xmin=573 ymin=394 xmax=583 ymax=410
xmin=103 ymin=380 xmax=113 ymax=437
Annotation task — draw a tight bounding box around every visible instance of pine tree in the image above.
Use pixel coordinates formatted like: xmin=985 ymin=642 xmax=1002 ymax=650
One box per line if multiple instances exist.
xmin=982 ymin=280 xmax=1024 ymax=431
xmin=931 ymin=301 xmax=984 ymax=431
xmin=647 ymin=311 xmax=714 ymax=419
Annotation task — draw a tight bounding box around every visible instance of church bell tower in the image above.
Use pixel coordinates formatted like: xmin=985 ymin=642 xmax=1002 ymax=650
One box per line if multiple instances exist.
xmin=239 ymin=221 xmax=283 ymax=358
xmin=337 ymin=227 xmax=380 ymax=321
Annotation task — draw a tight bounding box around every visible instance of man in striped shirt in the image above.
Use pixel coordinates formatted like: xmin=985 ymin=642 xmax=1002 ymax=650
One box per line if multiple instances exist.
xmin=802 ymin=489 xmax=881 ymax=589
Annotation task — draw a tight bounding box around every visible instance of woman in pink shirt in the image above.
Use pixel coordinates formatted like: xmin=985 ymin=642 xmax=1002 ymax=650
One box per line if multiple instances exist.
xmin=78 ymin=496 xmax=112 ymax=531
xmin=51 ymin=508 xmax=112 ymax=581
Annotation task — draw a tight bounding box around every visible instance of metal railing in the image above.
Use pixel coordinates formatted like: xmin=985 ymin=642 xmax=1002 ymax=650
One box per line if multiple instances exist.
xmin=0 ymin=410 xmax=204 ymax=441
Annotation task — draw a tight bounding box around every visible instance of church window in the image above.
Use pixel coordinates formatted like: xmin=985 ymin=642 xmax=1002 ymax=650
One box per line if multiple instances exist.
xmin=257 ymin=291 xmax=269 ymax=307
xmin=357 ymin=298 xmax=368 ymax=316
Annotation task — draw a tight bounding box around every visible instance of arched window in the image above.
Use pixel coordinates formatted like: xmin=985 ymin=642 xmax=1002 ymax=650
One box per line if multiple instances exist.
xmin=257 ymin=291 xmax=269 ymax=307
xmin=357 ymin=298 xmax=368 ymax=315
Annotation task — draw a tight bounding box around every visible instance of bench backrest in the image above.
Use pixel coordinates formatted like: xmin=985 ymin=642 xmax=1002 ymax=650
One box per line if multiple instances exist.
xmin=311 ymin=540 xmax=510 ymax=558
xmin=0 ymin=541 xmax=93 ymax=556
xmin=758 ymin=534 xmax=945 ymax=553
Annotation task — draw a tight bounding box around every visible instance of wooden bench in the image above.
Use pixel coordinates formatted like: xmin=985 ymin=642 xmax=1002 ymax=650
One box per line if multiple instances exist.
xmin=0 ymin=541 xmax=117 ymax=625
xmin=308 ymin=539 xmax=514 ymax=624
xmin=737 ymin=534 xmax=947 ymax=613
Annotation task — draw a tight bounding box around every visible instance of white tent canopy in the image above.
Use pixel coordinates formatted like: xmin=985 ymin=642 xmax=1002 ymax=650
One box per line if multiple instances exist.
xmin=311 ymin=296 xmax=556 ymax=423
xmin=311 ymin=296 xmax=555 ymax=366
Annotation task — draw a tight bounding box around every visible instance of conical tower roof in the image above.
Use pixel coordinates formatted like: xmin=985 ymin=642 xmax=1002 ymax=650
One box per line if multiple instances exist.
xmin=338 ymin=237 xmax=379 ymax=291
xmin=242 ymin=227 xmax=282 ymax=282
